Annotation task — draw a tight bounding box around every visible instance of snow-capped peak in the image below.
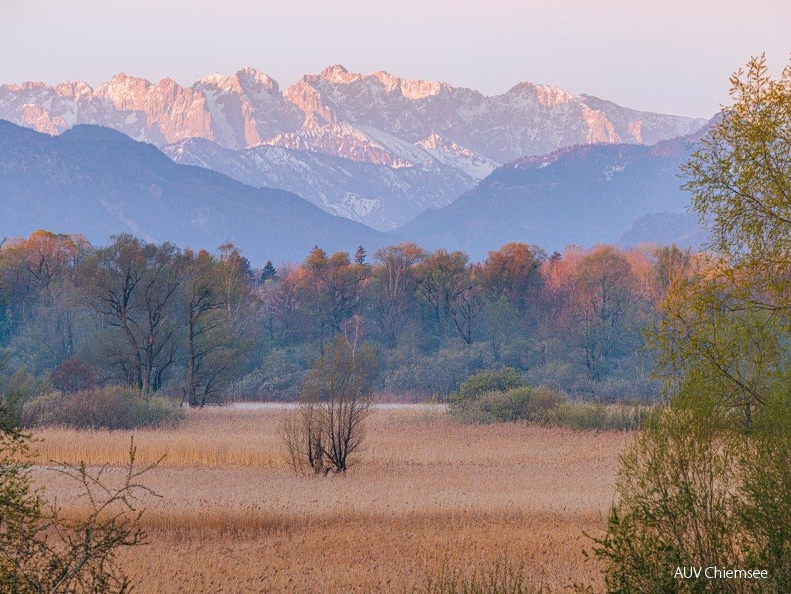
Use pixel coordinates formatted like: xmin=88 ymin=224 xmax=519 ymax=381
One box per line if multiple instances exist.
xmin=195 ymin=72 xmax=234 ymax=88
xmin=506 ymin=81 xmax=575 ymax=106
xmin=1 ymin=66 xmax=707 ymax=171
xmin=95 ymin=73 xmax=154 ymax=109
xmin=235 ymin=67 xmax=279 ymax=92
xmin=372 ymin=70 xmax=442 ymax=99
xmin=194 ymin=67 xmax=279 ymax=96
xmin=318 ymin=64 xmax=360 ymax=85
xmin=100 ymin=72 xmax=151 ymax=90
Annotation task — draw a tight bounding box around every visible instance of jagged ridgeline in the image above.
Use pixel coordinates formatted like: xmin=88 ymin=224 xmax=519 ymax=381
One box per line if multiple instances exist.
xmin=1 ymin=65 xmax=706 ymax=231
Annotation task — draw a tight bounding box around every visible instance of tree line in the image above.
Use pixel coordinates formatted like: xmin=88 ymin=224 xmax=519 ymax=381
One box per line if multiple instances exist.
xmin=0 ymin=229 xmax=696 ymax=406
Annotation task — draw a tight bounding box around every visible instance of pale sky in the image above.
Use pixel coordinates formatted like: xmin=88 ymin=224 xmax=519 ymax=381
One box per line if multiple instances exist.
xmin=2 ymin=0 xmax=790 ymax=118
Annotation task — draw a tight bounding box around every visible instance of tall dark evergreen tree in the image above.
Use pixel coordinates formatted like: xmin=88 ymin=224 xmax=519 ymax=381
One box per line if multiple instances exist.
xmin=260 ymin=260 xmax=277 ymax=284
xmin=354 ymin=245 xmax=367 ymax=266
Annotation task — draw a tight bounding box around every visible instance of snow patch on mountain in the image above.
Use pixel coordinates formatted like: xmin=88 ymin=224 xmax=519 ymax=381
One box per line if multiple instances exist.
xmin=260 ymin=121 xmax=414 ymax=168
xmin=164 ymin=137 xmax=474 ymax=230
xmin=415 ymin=132 xmax=498 ymax=180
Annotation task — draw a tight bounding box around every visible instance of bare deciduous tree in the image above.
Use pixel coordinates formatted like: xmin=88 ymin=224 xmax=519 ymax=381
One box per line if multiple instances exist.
xmin=282 ymin=316 xmax=377 ymax=474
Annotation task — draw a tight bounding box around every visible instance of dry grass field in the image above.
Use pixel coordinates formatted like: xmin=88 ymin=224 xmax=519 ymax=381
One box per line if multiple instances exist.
xmin=29 ymin=407 xmax=630 ymax=593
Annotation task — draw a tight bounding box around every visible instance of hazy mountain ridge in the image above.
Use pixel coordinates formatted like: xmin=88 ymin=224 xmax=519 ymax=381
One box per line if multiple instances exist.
xmin=618 ymin=212 xmax=708 ymax=249
xmin=1 ymin=117 xmax=710 ymax=265
xmin=399 ymin=130 xmax=707 ymax=260
xmin=0 ymin=120 xmax=389 ymax=264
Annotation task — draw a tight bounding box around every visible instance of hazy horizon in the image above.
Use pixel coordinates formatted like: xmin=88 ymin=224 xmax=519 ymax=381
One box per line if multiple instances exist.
xmin=3 ymin=0 xmax=790 ymax=119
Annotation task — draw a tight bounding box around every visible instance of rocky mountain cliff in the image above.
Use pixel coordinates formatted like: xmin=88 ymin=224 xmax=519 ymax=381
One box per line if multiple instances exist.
xmin=0 ymin=66 xmax=708 ymax=230
xmin=1 ymin=65 xmax=705 ymax=165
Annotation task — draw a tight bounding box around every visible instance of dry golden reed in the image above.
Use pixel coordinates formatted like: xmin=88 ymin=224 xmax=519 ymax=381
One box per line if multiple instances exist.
xmin=31 ymin=407 xmax=630 ymax=593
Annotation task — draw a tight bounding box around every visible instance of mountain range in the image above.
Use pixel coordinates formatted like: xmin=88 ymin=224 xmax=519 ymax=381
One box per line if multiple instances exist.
xmin=0 ymin=121 xmax=389 ymax=264
xmin=0 ymin=116 xmax=707 ymax=264
xmin=1 ymin=66 xmax=707 ymax=229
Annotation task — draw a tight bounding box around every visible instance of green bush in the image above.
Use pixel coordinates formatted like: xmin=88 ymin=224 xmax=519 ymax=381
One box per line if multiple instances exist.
xmin=591 ymin=392 xmax=791 ymax=593
xmin=22 ymin=387 xmax=184 ymax=429
xmin=739 ymin=394 xmax=791 ymax=589
xmin=473 ymin=389 xmax=532 ymax=423
xmin=590 ymin=400 xmax=743 ymax=593
xmin=456 ymin=367 xmax=526 ymax=400
xmin=449 ymin=368 xmax=564 ymax=424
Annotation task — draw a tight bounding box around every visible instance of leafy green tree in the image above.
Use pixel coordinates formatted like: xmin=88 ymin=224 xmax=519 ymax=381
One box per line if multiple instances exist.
xmin=665 ymin=54 xmax=791 ymax=423
xmin=683 ymin=55 xmax=791 ymax=276
xmin=594 ymin=56 xmax=791 ymax=593
xmin=652 ymin=267 xmax=787 ymax=427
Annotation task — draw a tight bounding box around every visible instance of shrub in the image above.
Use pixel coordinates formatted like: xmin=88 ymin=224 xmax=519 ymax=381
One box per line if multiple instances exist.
xmin=469 ymin=389 xmax=532 ymax=423
xmin=591 ymin=391 xmax=791 ymax=593
xmin=282 ymin=337 xmax=377 ymax=475
xmin=590 ymin=401 xmax=743 ymax=593
xmin=449 ymin=368 xmax=564 ymax=424
xmin=22 ymin=387 xmax=184 ymax=429
xmin=0 ymin=367 xmax=42 ymax=423
xmin=456 ymin=368 xmax=526 ymax=400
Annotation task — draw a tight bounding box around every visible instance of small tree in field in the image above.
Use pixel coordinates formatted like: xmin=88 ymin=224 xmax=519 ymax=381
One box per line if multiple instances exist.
xmin=283 ymin=318 xmax=377 ymax=474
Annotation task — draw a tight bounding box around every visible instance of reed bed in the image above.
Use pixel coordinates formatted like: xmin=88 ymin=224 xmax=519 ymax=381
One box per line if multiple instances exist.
xmin=30 ymin=407 xmax=630 ymax=593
